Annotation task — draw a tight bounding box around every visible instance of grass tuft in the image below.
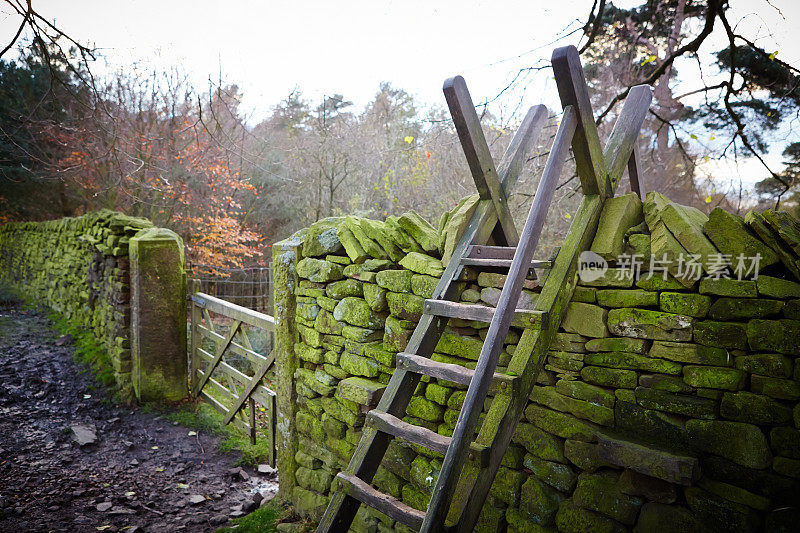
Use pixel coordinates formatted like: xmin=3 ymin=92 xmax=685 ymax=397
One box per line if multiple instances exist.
xmin=48 ymin=313 xmax=116 ymax=387
xmin=165 ymin=401 xmax=274 ymax=466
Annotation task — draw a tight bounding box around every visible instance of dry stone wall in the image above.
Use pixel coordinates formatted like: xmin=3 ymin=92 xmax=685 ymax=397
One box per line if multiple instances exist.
xmin=274 ymin=193 xmax=800 ymax=532
xmin=0 ymin=210 xmax=152 ymax=400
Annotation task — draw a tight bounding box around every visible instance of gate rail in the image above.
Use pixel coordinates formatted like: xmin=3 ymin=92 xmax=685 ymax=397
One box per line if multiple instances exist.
xmin=189 ymin=291 xmax=277 ymax=464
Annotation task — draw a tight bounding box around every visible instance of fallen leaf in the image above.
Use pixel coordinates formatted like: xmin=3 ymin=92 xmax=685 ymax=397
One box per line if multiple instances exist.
xmin=187 ymin=431 xmax=197 ymax=437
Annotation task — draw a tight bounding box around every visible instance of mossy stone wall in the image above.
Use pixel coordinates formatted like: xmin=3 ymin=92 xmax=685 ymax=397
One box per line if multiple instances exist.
xmin=275 ymin=196 xmax=800 ymax=532
xmin=0 ymin=210 xmax=185 ymax=402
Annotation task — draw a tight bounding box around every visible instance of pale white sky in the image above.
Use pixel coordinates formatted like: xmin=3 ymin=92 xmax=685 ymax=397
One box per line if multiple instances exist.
xmin=2 ymin=0 xmax=799 ymax=186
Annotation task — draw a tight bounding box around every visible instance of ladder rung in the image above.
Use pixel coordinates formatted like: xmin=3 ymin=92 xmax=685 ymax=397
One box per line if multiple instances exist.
xmin=335 ymin=472 xmax=426 ymax=530
xmin=467 ymin=245 xmax=516 ymax=260
xmin=367 ymin=411 xmax=490 ymax=467
xmin=424 ymin=299 xmax=546 ymax=329
xmin=396 ymin=353 xmax=519 ymax=394
xmin=460 ymin=257 xmax=552 ymax=269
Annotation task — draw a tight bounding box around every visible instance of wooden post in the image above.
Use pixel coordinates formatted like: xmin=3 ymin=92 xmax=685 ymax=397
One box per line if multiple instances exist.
xmin=190 ymin=301 xmax=201 ymax=396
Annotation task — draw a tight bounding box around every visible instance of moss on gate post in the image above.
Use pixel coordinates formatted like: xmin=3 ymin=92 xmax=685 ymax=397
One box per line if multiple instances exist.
xmin=273 ymin=233 xmax=303 ymax=501
xmin=129 ymin=228 xmax=187 ymax=402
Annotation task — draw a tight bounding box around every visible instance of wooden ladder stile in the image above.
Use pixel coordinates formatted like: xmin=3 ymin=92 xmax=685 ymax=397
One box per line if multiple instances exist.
xmin=315 ymin=45 xmax=653 ymax=533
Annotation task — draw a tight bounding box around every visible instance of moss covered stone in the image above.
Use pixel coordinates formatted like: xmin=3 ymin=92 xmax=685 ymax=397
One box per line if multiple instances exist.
xmin=337 ymin=376 xmax=385 ymax=406
xmin=708 ymin=297 xmax=784 ymax=320
xmin=746 ymin=319 xmax=800 ymax=354
xmin=596 ymin=289 xmax=658 ymax=308
xmin=649 ymin=223 xmax=697 ymax=288
xmin=751 ymin=375 xmax=800 ymax=400
xmin=633 ymin=503 xmax=701 ymax=533
xmin=523 ymin=457 xmax=576 ymax=495
xmin=292 ymin=486 xmax=330 ymax=521
xmin=684 ymin=486 xmax=761 ymax=532
xmin=635 ymin=274 xmax=688 ymax=291
xmin=698 ymin=277 xmax=757 ymax=297
xmin=302 ymin=218 xmax=345 ymax=257
xmin=314 ymin=309 xmax=344 ymax=335
xmin=573 ymin=470 xmax=644 ymax=525
xmin=580 ymin=268 xmax=635 ymax=288
xmin=375 ymin=269 xmax=412 ymax=293
xmin=383 ymin=315 xmax=415 ymax=352
xmin=704 ymin=207 xmax=779 ymax=268
xmin=339 ymin=351 xmax=379 ymax=378
xmin=649 ymin=340 xmax=729 ymax=366
xmin=295 ymin=466 xmax=334 ymax=494
xmin=525 ymin=404 xmax=598 ymax=442
xmin=638 ymin=373 xmax=694 ymax=394
xmin=572 ymin=286 xmax=596 ymax=303
xmin=584 ymin=352 xmax=682 ymax=374
xmin=341 ymin=325 xmax=381 ymax=342
xmin=332 ymin=297 xmax=385 ymax=329
xmin=296 ymin=257 xmax=344 ymax=282
xmin=607 ymin=308 xmax=693 ymax=341
xmin=770 ymin=427 xmax=800 ymax=459
xmin=397 ymin=211 xmax=440 ymax=254
xmin=598 ymin=435 xmax=699 ymax=486
xmin=362 ymin=283 xmax=388 ymax=313
xmin=686 ymin=420 xmax=771 ymax=468
xmin=756 ymin=275 xmax=800 ymax=298
xmin=628 ymin=232 xmax=651 ymax=260
xmin=555 ymin=500 xmax=626 ymax=533
xmin=399 ymin=252 xmax=444 ymax=277
xmin=530 ymin=386 xmax=614 ymax=426
xmin=489 ymin=466 xmax=526 ymax=507
xmin=518 ymin=476 xmax=563 ymax=525
xmin=562 ymin=303 xmax=608 ymax=338
xmin=406 ymin=396 xmax=444 ymax=422
xmin=297 ymin=408 xmax=327 ymax=442
xmin=585 ymin=337 xmax=649 ymax=354
xmin=410 ymin=274 xmax=440 ymax=299
xmin=425 ymin=383 xmax=451 ymax=406
xmin=563 ymin=440 xmax=611 ymax=473
xmin=635 ymin=386 xmax=716 ymax=418
xmin=581 ymin=366 xmax=638 ymax=389
xmin=591 ymin=192 xmax=644 ymax=260
xmin=659 ymin=292 xmax=711 ymax=318
xmin=295 ymin=450 xmax=322 ymax=470
xmin=295 ymin=342 xmax=324 ymax=364
xmin=734 ymin=353 xmax=792 ymax=377
xmin=325 ymin=278 xmax=363 ymax=299
xmin=512 ymin=423 xmax=566 ymax=462
xmin=693 ymin=320 xmax=748 ymax=350
xmin=720 ymin=391 xmax=792 ymax=424
xmin=386 ymin=291 xmax=425 ymax=321
xmin=683 ymin=366 xmax=745 ymax=390
xmin=555 ymin=379 xmax=615 ymax=409
xmin=360 ymin=218 xmax=405 ymax=262
xmin=435 ymin=332 xmax=483 ymax=360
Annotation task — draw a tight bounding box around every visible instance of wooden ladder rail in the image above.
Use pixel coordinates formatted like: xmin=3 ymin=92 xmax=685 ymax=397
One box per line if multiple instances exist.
xmin=422 ymin=103 xmax=577 ymax=532
xmin=441 ymin=47 xmax=653 ymax=532
xmin=315 ymin=102 xmax=549 ymax=533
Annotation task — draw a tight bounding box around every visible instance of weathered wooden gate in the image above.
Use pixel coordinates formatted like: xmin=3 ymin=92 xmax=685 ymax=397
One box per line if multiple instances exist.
xmin=189 ymin=292 xmax=277 ymax=465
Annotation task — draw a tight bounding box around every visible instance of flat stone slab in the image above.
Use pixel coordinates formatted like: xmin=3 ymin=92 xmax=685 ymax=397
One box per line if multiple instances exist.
xmin=598 ymin=434 xmax=699 ymax=485
xmin=70 ymin=424 xmax=98 ymax=446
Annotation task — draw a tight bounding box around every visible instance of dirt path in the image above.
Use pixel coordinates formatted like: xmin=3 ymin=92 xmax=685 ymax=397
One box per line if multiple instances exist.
xmin=0 ymin=304 xmax=277 ymax=532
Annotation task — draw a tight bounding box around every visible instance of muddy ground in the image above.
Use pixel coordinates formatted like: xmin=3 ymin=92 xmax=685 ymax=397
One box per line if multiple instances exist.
xmin=0 ymin=304 xmax=278 ymax=532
